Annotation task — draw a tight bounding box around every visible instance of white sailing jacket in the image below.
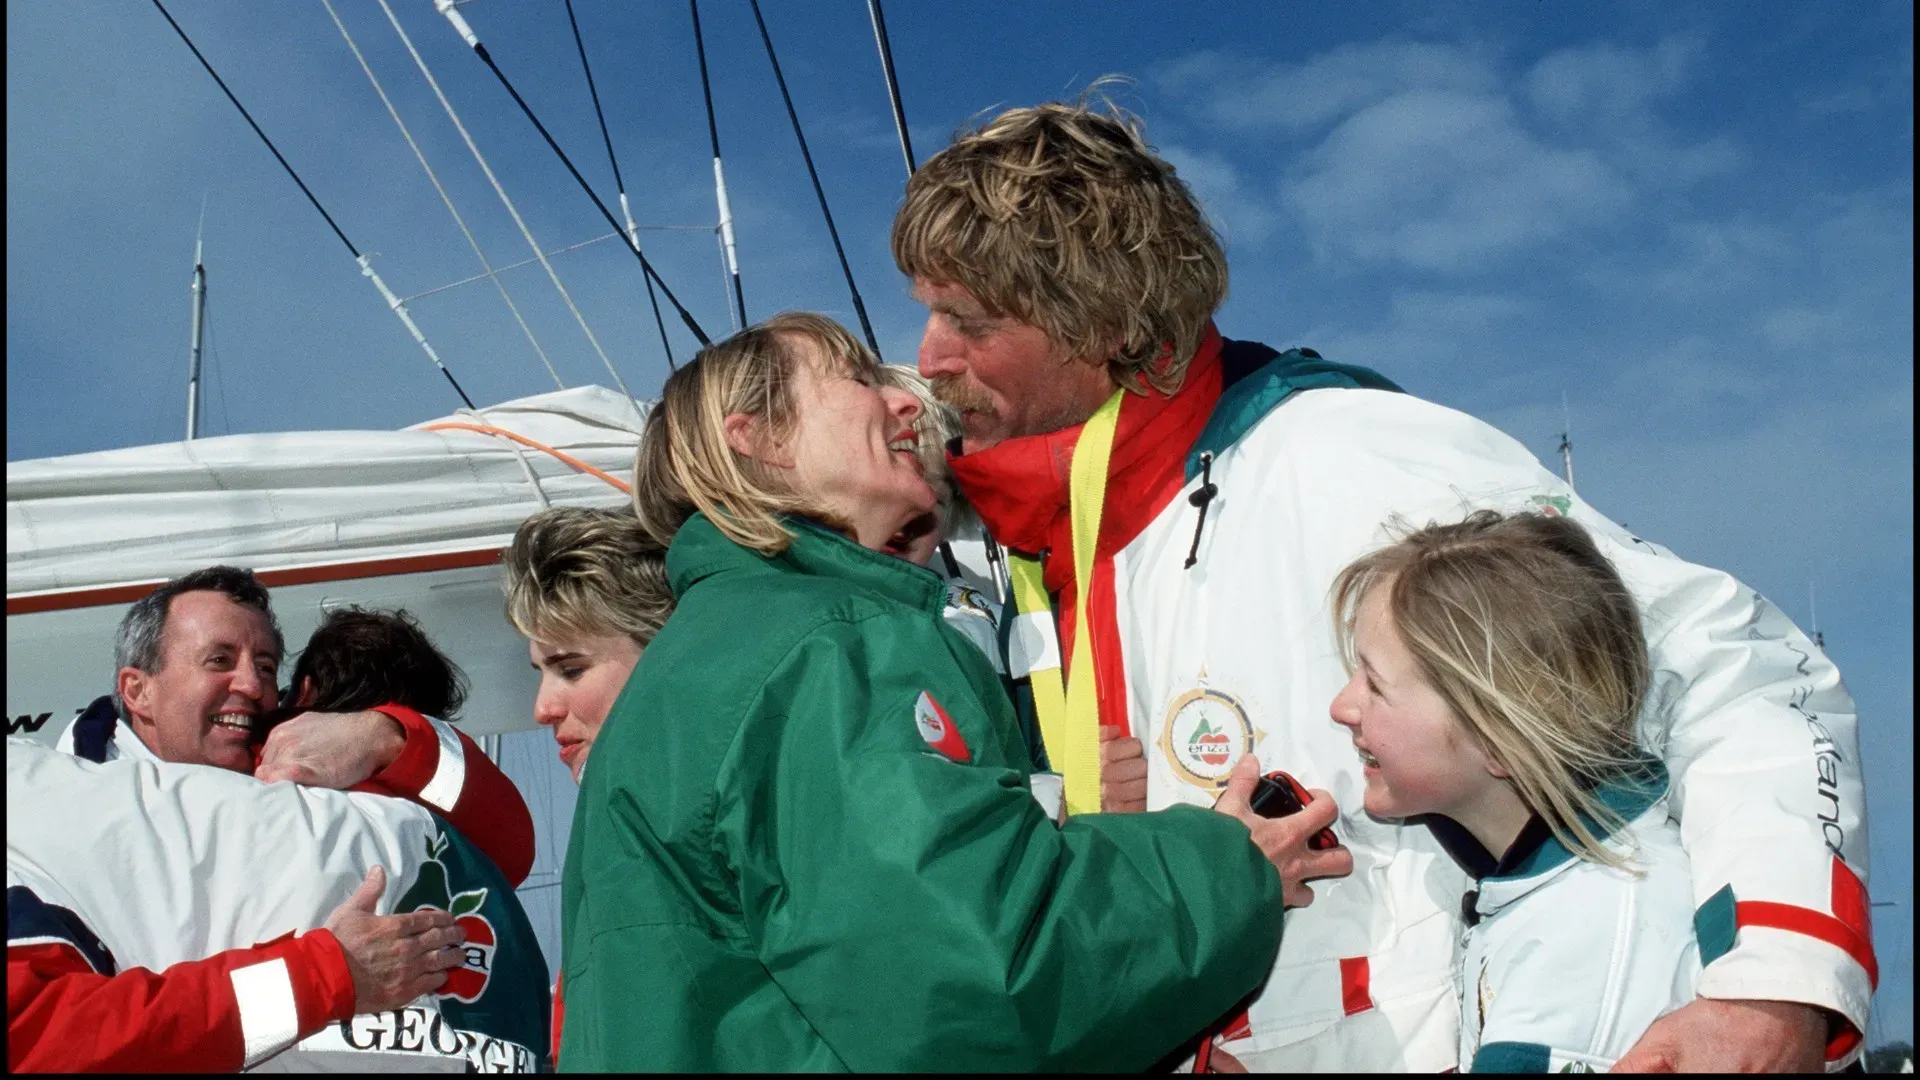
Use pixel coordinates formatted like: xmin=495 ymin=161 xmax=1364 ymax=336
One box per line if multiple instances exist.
xmin=965 ymin=341 xmax=1872 ymax=1071
xmin=1450 ymin=765 xmax=1700 ymax=1073
xmin=6 ymin=739 xmax=549 ymax=1071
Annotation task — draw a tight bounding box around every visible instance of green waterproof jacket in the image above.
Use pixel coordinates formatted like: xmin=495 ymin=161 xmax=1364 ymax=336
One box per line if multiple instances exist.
xmin=558 ymin=513 xmax=1283 ymax=1072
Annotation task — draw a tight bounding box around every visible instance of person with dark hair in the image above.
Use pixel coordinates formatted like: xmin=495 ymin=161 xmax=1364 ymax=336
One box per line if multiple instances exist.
xmin=269 ymin=605 xmax=532 ymax=887
xmin=286 ymin=607 xmax=470 ymax=722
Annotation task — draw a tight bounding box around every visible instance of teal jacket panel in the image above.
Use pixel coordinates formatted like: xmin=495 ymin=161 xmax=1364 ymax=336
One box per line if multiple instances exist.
xmin=559 ymin=514 xmax=1283 ymax=1072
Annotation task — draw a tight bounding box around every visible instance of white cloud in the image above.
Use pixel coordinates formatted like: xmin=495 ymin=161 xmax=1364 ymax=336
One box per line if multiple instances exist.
xmin=1282 ymin=88 xmax=1633 ymax=272
xmin=1525 ymin=38 xmax=1695 ymax=125
xmin=1159 ymin=143 xmax=1277 ymax=246
xmin=1156 ymin=41 xmax=1497 ymax=133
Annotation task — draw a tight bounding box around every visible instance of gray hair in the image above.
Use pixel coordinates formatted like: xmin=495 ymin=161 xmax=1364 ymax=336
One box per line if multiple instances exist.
xmin=113 ymin=565 xmax=283 ymax=721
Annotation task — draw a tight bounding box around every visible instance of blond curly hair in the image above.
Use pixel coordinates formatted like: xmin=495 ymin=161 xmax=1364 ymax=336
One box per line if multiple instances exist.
xmin=892 ymin=88 xmax=1227 ymax=396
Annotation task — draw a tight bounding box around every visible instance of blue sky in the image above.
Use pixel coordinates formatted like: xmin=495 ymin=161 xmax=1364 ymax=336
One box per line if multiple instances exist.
xmin=7 ymin=0 xmax=1912 ymax=1045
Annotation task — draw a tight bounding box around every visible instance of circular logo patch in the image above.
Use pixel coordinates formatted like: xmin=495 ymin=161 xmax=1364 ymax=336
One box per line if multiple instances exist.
xmin=1158 ymin=688 xmax=1256 ymax=790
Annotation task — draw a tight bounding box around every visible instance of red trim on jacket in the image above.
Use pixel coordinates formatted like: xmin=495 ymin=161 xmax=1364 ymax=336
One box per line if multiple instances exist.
xmin=7 ymin=929 xmax=354 ymax=1072
xmin=949 ymin=327 xmax=1226 ymax=739
xmin=1732 ymin=858 xmax=1878 ymax=1061
xmin=356 ymin=704 xmax=537 ymax=887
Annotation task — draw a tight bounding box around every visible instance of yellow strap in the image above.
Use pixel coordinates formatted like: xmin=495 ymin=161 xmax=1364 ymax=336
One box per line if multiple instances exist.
xmin=1007 ymin=390 xmax=1125 ymax=817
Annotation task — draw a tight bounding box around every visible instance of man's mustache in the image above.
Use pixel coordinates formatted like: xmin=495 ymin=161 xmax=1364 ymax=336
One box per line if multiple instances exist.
xmin=929 ymin=375 xmax=997 ymax=418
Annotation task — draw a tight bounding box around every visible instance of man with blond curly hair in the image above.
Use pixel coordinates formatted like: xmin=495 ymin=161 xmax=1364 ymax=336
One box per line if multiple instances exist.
xmin=894 ymin=97 xmax=1870 ymax=1072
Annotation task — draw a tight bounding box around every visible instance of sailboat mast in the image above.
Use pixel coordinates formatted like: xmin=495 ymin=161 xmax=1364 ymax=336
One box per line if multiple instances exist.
xmin=1556 ymin=391 xmax=1575 ymax=488
xmin=186 ymin=201 xmax=208 ymax=441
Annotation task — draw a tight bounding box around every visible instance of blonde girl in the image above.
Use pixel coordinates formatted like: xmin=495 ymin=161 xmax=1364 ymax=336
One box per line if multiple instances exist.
xmin=1329 ymin=509 xmax=1699 ymax=1073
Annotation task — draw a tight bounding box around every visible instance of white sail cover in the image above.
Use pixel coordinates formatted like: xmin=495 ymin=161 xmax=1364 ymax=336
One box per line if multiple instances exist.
xmin=7 ymin=386 xmax=645 ymax=595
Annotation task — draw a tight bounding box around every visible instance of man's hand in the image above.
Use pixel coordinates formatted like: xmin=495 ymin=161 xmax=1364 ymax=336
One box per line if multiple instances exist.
xmin=1613 ymin=997 xmax=1828 ymax=1072
xmin=1213 ymin=755 xmax=1352 ymax=907
xmin=256 ymin=710 xmax=406 ymax=788
xmin=1099 ymin=726 xmax=1148 ymax=813
xmin=323 ymin=867 xmax=467 ymax=1014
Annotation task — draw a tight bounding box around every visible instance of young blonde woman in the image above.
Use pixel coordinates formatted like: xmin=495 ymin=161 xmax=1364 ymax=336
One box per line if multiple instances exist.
xmin=559 ymin=311 xmax=1348 ymax=1072
xmin=502 ymin=506 xmax=672 ymax=786
xmin=1328 ymin=510 xmax=1700 ymax=1073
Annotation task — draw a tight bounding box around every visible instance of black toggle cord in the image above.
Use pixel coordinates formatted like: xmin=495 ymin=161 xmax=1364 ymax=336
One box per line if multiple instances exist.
xmin=1183 ymin=452 xmax=1218 ymax=570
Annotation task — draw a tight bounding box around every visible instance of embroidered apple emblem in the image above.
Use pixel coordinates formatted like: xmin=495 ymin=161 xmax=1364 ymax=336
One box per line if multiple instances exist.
xmin=435 ymin=889 xmax=495 ymax=1004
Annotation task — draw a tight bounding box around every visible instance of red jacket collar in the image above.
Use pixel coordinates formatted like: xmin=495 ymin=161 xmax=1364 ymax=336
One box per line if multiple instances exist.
xmin=950 ymin=326 xmax=1224 ymax=595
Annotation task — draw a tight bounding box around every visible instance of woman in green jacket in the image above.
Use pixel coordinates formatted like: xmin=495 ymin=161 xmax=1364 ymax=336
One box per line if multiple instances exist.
xmin=559 ymin=312 xmax=1347 ymax=1071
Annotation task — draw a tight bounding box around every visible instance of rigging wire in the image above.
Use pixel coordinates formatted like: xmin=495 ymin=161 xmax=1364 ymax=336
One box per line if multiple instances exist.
xmin=688 ymin=0 xmax=748 ymax=330
xmin=378 ymin=0 xmax=639 ymax=407
xmin=564 ymin=0 xmax=677 ymax=371
xmin=320 ymin=0 xmax=565 ymax=393
xmin=748 ymin=0 xmax=882 ymax=358
xmin=865 ymin=0 xmax=915 ymax=176
xmin=400 ymin=227 xmax=710 ymax=304
xmin=430 ymin=0 xmax=710 ymax=346
xmin=147 ymin=0 xmax=477 ymax=411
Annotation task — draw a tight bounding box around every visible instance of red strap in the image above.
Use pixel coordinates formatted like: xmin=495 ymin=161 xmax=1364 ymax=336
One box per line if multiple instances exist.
xmin=1732 ymin=900 xmax=1877 ymax=989
xmin=1339 ymin=955 xmax=1373 ymax=1016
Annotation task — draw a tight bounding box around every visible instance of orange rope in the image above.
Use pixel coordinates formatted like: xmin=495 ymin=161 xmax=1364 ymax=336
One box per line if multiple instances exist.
xmin=421 ymin=422 xmax=631 ymax=494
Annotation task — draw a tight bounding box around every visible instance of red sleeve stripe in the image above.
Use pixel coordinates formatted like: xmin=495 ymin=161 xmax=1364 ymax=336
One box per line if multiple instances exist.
xmin=1733 ymin=901 xmax=1877 ymax=988
xmin=230 ymin=956 xmax=302 ymax=1067
xmin=1338 ymin=955 xmax=1374 ymax=1016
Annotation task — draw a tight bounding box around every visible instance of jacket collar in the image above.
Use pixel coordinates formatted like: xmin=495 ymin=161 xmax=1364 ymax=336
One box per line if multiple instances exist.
xmin=666 ymin=511 xmax=947 ymax=614
xmin=948 ymin=326 xmax=1225 ymax=592
xmin=1431 ymin=758 xmax=1670 ymax=918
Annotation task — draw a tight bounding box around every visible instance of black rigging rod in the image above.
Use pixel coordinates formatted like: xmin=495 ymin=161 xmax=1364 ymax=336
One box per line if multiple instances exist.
xmin=865 ymin=0 xmax=916 ymax=176
xmin=452 ymin=32 xmax=710 ymax=346
xmin=148 ymin=0 xmax=477 ymax=412
xmin=748 ymin=0 xmax=883 ymax=359
xmin=564 ymin=0 xmax=678 ymax=371
xmin=688 ymin=0 xmax=748 ymax=330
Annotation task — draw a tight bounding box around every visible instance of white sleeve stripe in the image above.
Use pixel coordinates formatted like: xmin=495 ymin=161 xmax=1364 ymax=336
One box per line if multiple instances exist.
xmin=1006 ymin=610 xmax=1062 ymax=678
xmin=230 ymin=957 xmax=301 ymax=1068
xmin=417 ymin=717 xmax=467 ymax=812
xmin=8 ymin=936 xmax=107 ymax=972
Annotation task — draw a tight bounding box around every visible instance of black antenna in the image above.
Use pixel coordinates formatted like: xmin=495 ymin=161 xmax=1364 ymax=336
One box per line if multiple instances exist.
xmin=149 ymin=0 xmax=476 ymax=410
xmin=563 ymin=0 xmax=677 ymax=370
xmin=865 ymin=0 xmax=915 ymax=176
xmin=688 ymin=0 xmax=748 ymax=329
xmin=435 ymin=3 xmax=710 ymax=345
xmin=748 ymin=0 xmax=883 ymax=358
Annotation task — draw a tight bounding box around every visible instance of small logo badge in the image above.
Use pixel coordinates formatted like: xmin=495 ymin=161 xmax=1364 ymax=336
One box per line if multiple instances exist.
xmin=914 ymin=691 xmax=971 ymax=762
xmin=1529 ymin=493 xmax=1572 ymax=518
xmin=1159 ymin=687 xmax=1256 ymax=790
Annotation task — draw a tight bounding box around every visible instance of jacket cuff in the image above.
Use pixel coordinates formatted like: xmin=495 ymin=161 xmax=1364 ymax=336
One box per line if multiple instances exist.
xmin=370 ymin=704 xmax=437 ymax=800
xmin=1694 ymin=940 xmax=1871 ymax=1066
xmin=255 ymin=929 xmax=358 ymax=1031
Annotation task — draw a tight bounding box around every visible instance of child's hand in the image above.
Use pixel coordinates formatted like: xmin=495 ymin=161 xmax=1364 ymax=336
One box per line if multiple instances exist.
xmin=1098 ymin=726 xmax=1148 ymax=812
xmin=1214 ymin=755 xmax=1353 ymax=907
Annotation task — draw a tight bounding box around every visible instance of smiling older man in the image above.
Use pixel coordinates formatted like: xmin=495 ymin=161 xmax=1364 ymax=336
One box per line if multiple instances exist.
xmin=893 ymin=98 xmax=1873 ymax=1072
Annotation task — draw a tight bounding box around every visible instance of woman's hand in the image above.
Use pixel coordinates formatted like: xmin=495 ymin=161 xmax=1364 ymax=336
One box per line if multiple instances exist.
xmin=1212 ymin=755 xmax=1353 ymax=907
